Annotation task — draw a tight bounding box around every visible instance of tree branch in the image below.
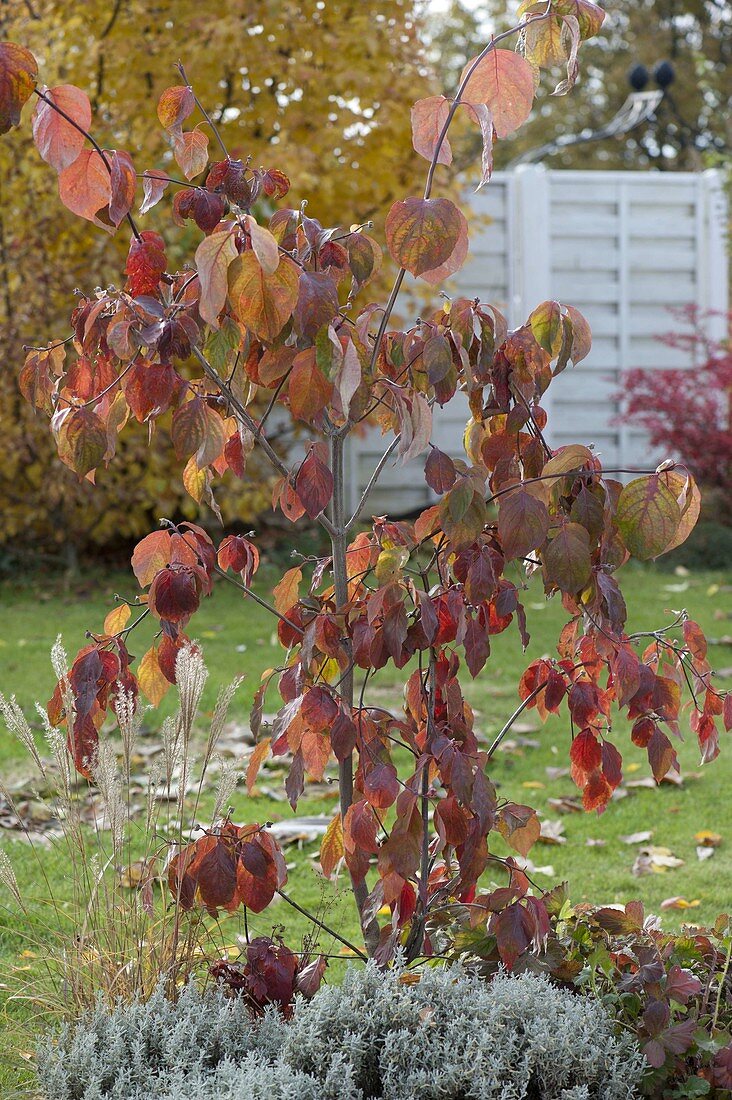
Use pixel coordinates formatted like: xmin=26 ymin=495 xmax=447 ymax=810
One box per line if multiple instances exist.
xmin=190 ymin=344 xmax=336 ymax=538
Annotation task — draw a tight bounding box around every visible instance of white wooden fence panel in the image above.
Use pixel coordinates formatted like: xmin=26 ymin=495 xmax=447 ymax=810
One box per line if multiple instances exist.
xmin=346 ymin=167 xmax=728 ymax=515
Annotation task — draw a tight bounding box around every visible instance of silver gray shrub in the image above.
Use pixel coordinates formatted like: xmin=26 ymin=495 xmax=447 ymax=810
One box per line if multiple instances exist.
xmin=37 ymin=966 xmax=646 ymax=1100
xmin=284 ymin=963 xmax=645 ymax=1100
xmin=36 ymin=981 xmax=287 ymax=1100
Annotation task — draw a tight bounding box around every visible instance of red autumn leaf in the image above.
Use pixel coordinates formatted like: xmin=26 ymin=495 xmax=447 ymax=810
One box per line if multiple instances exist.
xmin=543 ymin=521 xmax=592 ymax=593
xmin=131 ymin=530 xmax=172 ymax=586
xmin=288 ymin=349 xmax=333 ymax=423
xmin=713 ymin=1045 xmax=732 ymax=1090
xmin=261 ymin=168 xmax=290 ymax=199
xmin=425 ymin=446 xmax=456 ymax=494
xmin=67 ymin=711 xmax=100 ymax=780
xmin=601 ymin=739 xmax=623 ymax=789
xmin=194 ymin=223 xmax=238 ymax=326
xmin=583 ymin=769 xmax=612 ymax=811
xmin=0 ymin=42 xmax=38 ymax=134
xmin=631 ymin=716 xmax=657 ymax=748
xmin=364 ymin=761 xmax=400 ymax=810
xmin=108 ymin=150 xmax=136 ymax=227
xmin=463 ymin=614 xmax=490 ymax=677
xmin=568 ymin=680 xmax=601 ymax=727
xmin=148 ymin=566 xmax=201 ymax=623
xmin=543 ymin=669 xmax=567 ymax=712
xmin=295 ymin=448 xmax=333 ymax=519
xmin=724 ymin=694 xmax=732 ymax=733
xmin=125 ymin=231 xmax=167 ymax=296
xmin=55 ymin=406 xmax=107 ymax=477
xmin=174 ymin=187 xmax=225 ymax=234
xmin=69 ymin=646 xmax=104 ymax=719
xmin=236 ymin=828 xmax=286 ymax=912
xmin=157 ymin=632 xmax=198 ymax=684
xmin=294 ymin=272 xmax=340 ymax=340
xmin=683 ymin=619 xmax=707 ymax=662
xmin=614 ymin=647 xmax=642 ymax=708
xmin=32 ymin=84 xmax=91 ymax=171
xmin=665 ymin=964 xmax=702 ymax=1004
xmin=498 ymin=489 xmax=549 ymax=560
xmin=493 ymin=902 xmax=533 ymax=970
xmin=172 ymin=397 xmax=226 ymax=468
xmin=124 ymin=359 xmax=177 ymax=422
xmin=385 ymin=196 xmax=466 ymax=280
xmin=174 ymin=128 xmax=209 ymax=180
xmin=460 ymin=48 xmax=534 ymax=138
xmin=218 ymin=534 xmax=260 ymax=585
xmin=344 ymin=800 xmax=380 ymax=855
xmin=647 ymin=727 xmax=678 ymax=782
xmin=410 ymin=95 xmax=452 ymax=165
xmin=58 ymin=148 xmax=113 ymax=232
xmin=193 ymin=836 xmax=239 ymax=912
xmin=570 ymin=728 xmax=602 ymax=787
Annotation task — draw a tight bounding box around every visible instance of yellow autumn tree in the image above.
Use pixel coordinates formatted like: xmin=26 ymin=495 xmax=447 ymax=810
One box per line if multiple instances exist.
xmin=0 ymin=0 xmax=438 ymax=556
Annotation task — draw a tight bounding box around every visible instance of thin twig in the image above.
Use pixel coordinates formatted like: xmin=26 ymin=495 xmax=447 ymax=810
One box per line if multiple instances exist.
xmin=177 ymin=61 xmax=229 ymax=160
xmin=276 ymin=890 xmax=367 ymax=960
xmin=345 ymin=433 xmax=402 ymax=530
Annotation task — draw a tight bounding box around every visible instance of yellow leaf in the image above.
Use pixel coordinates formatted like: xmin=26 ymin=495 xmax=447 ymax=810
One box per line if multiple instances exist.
xmin=138 ymin=646 xmax=170 ymax=706
xmin=319 ymin=814 xmax=344 ymax=879
xmin=104 ymin=602 xmax=131 ymax=635
xmin=694 ymin=830 xmax=722 ymax=847
xmin=522 ymin=781 xmax=545 ymax=789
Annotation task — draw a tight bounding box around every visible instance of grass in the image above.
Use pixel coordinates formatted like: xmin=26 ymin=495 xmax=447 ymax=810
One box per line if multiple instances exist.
xmin=0 ymin=559 xmax=731 ymax=1092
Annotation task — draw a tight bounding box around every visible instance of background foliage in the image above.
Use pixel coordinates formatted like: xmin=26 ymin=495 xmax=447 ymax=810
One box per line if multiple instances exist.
xmin=433 ymin=0 xmax=730 ymax=170
xmin=0 ymin=0 xmax=436 ymax=557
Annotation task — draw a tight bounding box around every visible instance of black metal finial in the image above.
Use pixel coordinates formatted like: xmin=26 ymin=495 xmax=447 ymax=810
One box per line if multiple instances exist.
xmin=653 ymin=60 xmax=675 ymax=90
xmin=628 ymin=63 xmax=649 ymax=92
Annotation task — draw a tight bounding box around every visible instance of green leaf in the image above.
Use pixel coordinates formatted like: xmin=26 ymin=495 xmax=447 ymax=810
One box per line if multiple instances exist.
xmin=616 ymin=474 xmax=681 ymax=560
xmin=529 ymin=300 xmax=563 ymax=357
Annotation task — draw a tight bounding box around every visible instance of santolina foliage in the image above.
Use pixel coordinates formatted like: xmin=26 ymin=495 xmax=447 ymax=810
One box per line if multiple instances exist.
xmin=0 ymin=0 xmax=729 ymax=977
xmin=37 ymin=967 xmax=645 ymax=1100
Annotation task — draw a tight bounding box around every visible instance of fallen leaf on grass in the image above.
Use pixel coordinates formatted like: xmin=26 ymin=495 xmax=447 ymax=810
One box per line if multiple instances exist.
xmin=620 ymin=830 xmax=653 ymax=845
xmin=694 ymin=830 xmax=722 ymax=847
xmin=522 ymin=781 xmax=545 ymax=790
xmin=539 ymin=819 xmax=566 ymax=845
xmin=545 ymin=766 xmax=570 ymax=781
xmin=626 ymin=768 xmax=685 ymax=789
xmin=660 ymin=897 xmax=701 ymax=911
xmin=632 ymin=846 xmax=684 ymax=876
xmin=697 ymin=846 xmax=716 ymax=862
xmin=585 ymin=838 xmax=607 ymax=847
xmin=547 ymin=795 xmax=582 ymax=814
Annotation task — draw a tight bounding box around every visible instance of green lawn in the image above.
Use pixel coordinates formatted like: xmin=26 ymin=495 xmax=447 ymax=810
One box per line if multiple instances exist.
xmin=0 ymin=561 xmax=730 ymax=1093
